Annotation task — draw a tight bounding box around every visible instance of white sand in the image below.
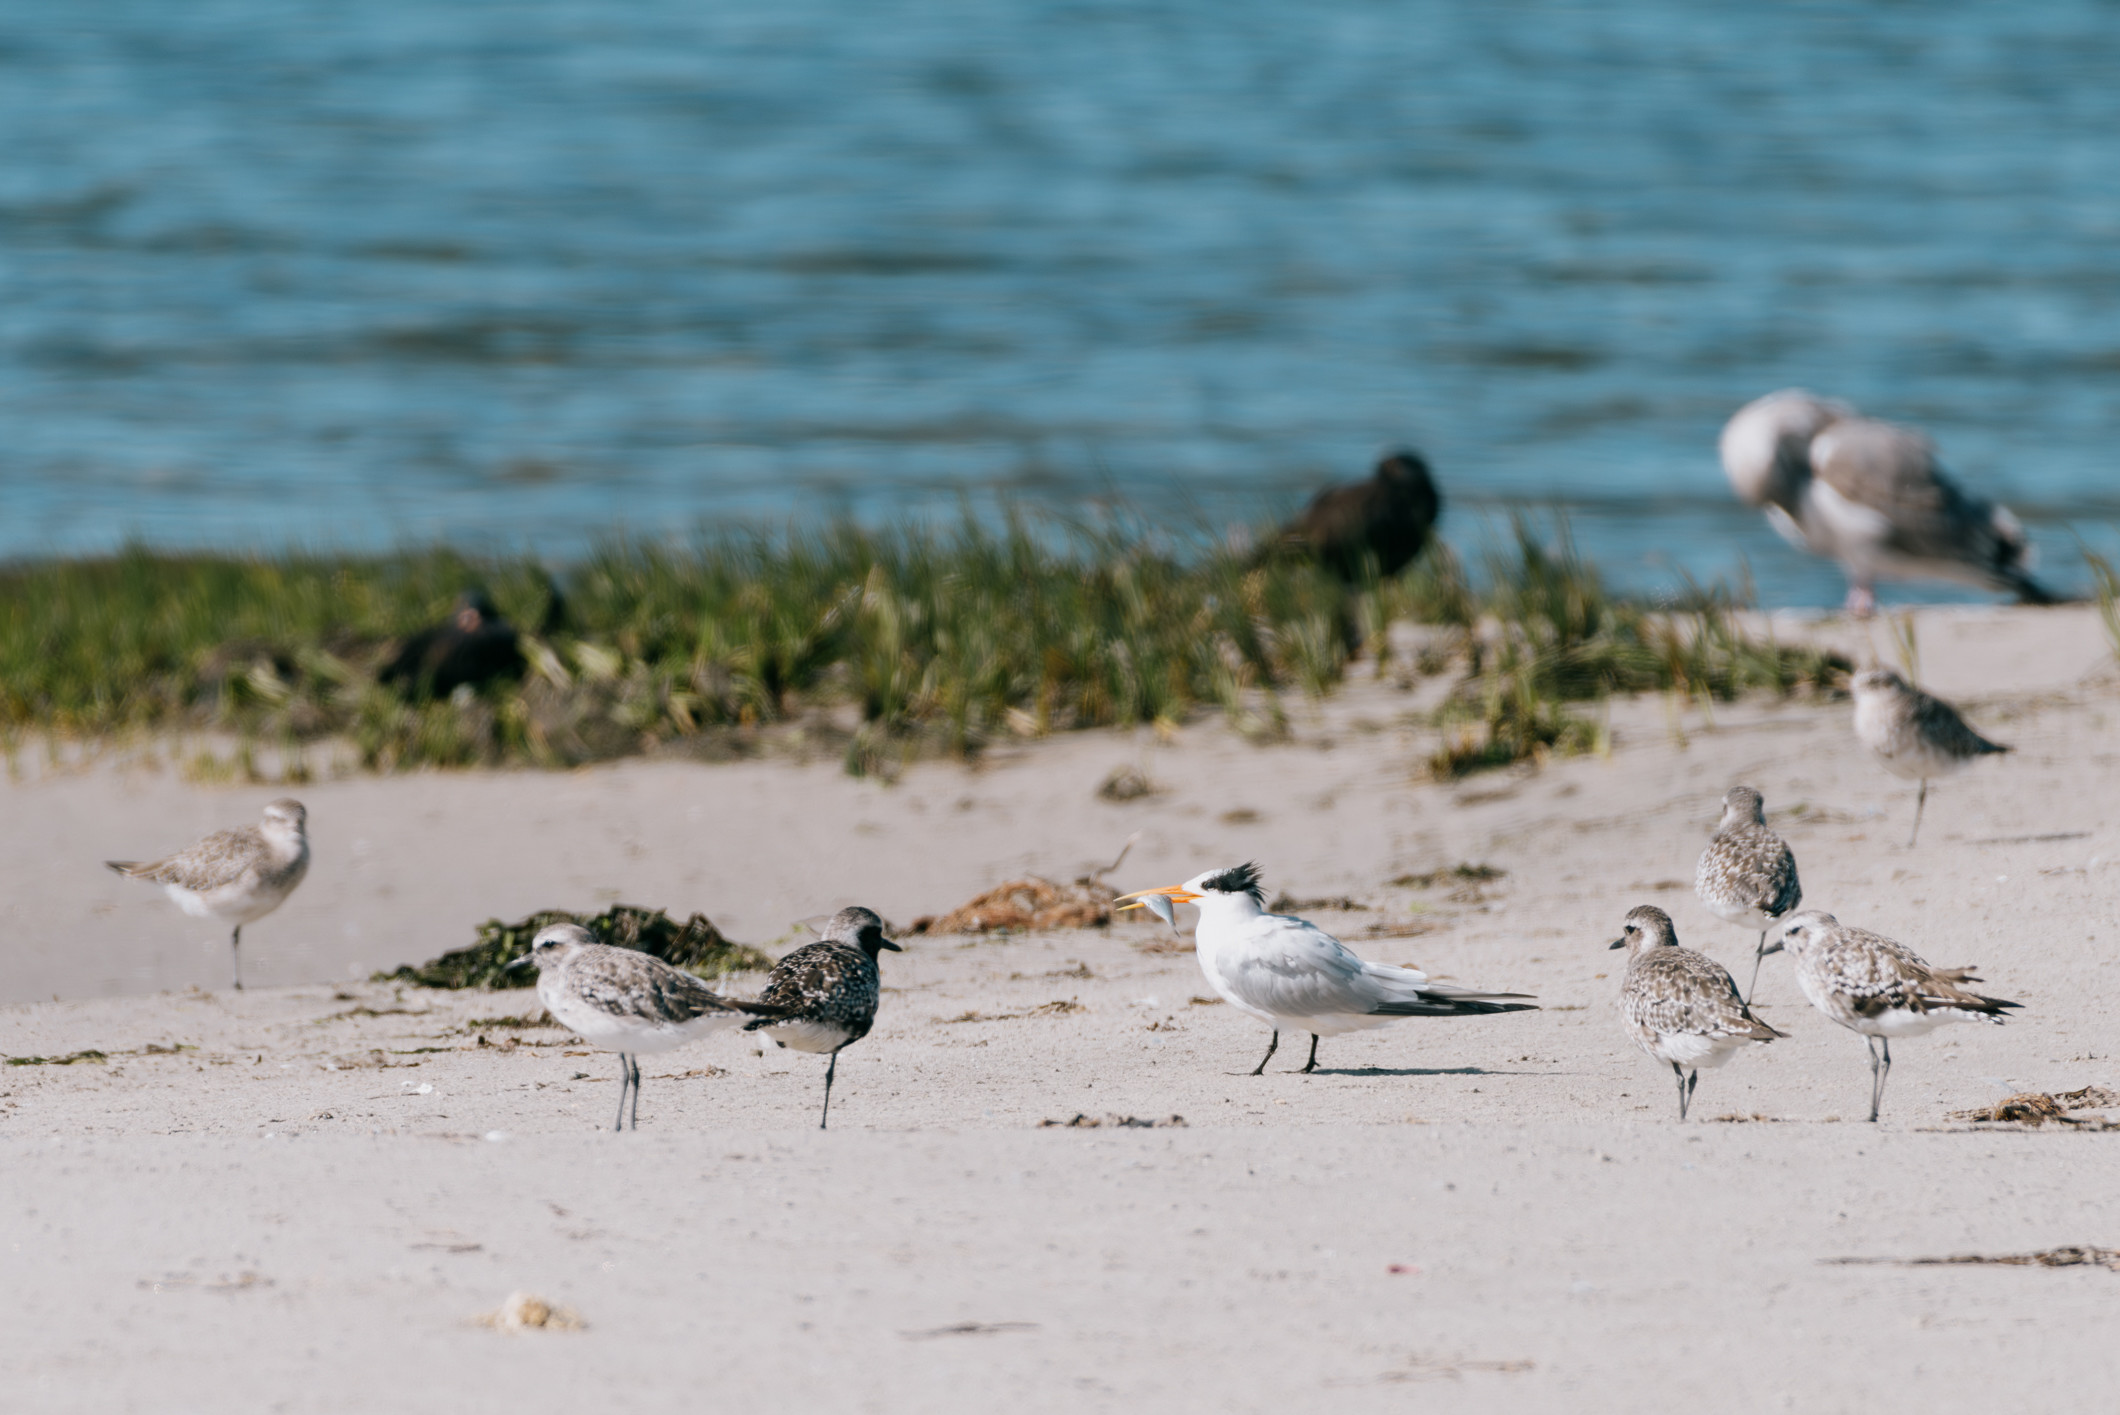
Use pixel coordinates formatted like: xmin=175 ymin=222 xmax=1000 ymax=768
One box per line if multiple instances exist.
xmin=3 ymin=605 xmax=2117 ymax=1411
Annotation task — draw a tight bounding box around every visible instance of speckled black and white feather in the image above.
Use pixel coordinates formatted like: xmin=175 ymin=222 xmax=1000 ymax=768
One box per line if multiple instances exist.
xmin=1773 ymin=910 xmax=2019 ymax=1039
xmin=745 ymin=906 xmax=900 ymax=1056
xmin=1850 ymin=668 xmax=2008 ymax=782
xmin=519 ymin=923 xmax=757 ymax=1054
xmin=1615 ymin=906 xmax=1784 ymax=1069
xmin=1694 ymin=786 xmax=1801 ymax=933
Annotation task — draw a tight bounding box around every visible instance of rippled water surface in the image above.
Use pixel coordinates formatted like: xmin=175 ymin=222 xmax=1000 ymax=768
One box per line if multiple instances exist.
xmin=4 ymin=1 xmax=2118 ymax=602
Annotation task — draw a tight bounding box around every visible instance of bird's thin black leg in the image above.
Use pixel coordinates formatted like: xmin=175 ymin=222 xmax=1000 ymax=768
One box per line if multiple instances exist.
xmin=1873 ymin=1038 xmax=1892 ymax=1123
xmin=1249 ymin=1031 xmax=1280 ymax=1076
xmin=820 ymin=1052 xmax=838 ymax=1131
xmin=628 ymin=1055 xmax=642 ymax=1131
xmin=1673 ymin=1062 xmax=1689 ymax=1121
xmin=1300 ymin=1034 xmax=1320 ymax=1074
xmin=1864 ymin=1037 xmax=1883 ymax=1123
xmin=230 ymin=926 xmax=243 ymax=992
xmin=1744 ymin=930 xmax=1767 ymax=1006
xmin=1908 ymin=780 xmax=1928 ymax=849
xmin=612 ymin=1054 xmax=632 ymax=1132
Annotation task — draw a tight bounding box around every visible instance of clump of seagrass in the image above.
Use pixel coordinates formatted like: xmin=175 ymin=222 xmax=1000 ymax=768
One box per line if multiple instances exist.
xmin=1948 ymin=1086 xmax=2120 ymax=1127
xmin=381 ymin=904 xmax=774 ymax=990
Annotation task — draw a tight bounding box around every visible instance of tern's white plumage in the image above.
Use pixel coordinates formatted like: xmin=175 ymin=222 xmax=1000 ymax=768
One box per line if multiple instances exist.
xmin=1118 ymin=864 xmax=1535 ymax=1074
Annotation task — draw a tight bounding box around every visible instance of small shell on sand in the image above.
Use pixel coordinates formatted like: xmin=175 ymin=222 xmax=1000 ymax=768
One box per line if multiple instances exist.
xmin=479 ymin=1291 xmax=584 ymax=1332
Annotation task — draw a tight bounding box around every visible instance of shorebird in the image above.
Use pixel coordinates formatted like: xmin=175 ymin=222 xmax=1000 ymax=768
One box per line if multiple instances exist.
xmin=1765 ymin=910 xmax=2020 ymax=1122
xmin=508 ymin=923 xmax=765 ymax=1131
xmin=742 ymin=906 xmax=900 ymax=1129
xmin=1849 ymin=667 xmax=2009 ymax=846
xmin=1694 ymin=785 xmax=1802 ymax=1003
xmin=1116 ymin=863 xmax=1535 ymax=1074
xmin=106 ymin=798 xmax=311 ymax=991
xmin=1718 ymin=389 xmax=2054 ymax=615
xmin=1270 ymin=450 xmax=1442 ymax=581
xmin=378 ymin=579 xmax=561 ymax=699
xmin=1611 ymin=905 xmax=1784 ymax=1120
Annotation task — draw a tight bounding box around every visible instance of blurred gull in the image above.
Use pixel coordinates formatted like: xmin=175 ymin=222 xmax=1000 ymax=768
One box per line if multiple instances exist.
xmin=1718 ymin=390 xmax=2056 ymax=616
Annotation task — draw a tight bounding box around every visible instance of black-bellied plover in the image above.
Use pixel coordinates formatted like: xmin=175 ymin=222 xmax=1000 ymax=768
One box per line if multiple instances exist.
xmin=742 ymin=906 xmax=900 ymax=1129
xmin=1611 ymin=905 xmax=1784 ymax=1121
xmin=1719 ymin=390 xmax=2053 ymax=615
xmin=1849 ymin=666 xmax=2009 ymax=846
xmin=509 ymin=922 xmax=764 ymax=1131
xmin=1694 ymin=785 xmax=1802 ymax=1003
xmin=106 ymin=798 xmax=310 ymax=991
xmin=1267 ymin=451 xmax=1442 ymax=581
xmin=1116 ymin=864 xmax=1535 ymax=1075
xmin=1765 ymin=910 xmax=2020 ymax=1122
xmin=378 ymin=581 xmax=560 ymax=699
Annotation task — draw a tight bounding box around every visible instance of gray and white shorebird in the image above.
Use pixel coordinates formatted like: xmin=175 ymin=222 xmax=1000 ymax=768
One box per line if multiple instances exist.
xmin=1849 ymin=667 xmax=2010 ymax=847
xmin=1115 ymin=864 xmax=1536 ymax=1074
xmin=1611 ymin=906 xmax=1784 ymax=1121
xmin=106 ymin=798 xmax=311 ymax=991
xmin=509 ymin=922 xmax=769 ymax=1131
xmin=1694 ymin=785 xmax=1802 ymax=1004
xmin=1718 ymin=389 xmax=2054 ymax=616
xmin=741 ymin=906 xmax=901 ymax=1129
xmin=1765 ymin=910 xmax=2020 ymax=1123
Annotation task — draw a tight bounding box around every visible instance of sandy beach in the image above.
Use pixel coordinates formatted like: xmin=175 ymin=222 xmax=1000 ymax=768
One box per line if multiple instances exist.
xmin=4 ymin=604 xmax=2118 ymax=1412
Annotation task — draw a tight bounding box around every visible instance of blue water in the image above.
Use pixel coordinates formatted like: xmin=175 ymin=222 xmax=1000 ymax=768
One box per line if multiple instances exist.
xmin=4 ymin=2 xmax=2118 ymax=604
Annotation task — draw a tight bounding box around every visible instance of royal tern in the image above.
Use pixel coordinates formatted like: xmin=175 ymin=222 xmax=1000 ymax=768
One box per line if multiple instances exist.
xmin=1718 ymin=389 xmax=2053 ymax=615
xmin=742 ymin=906 xmax=901 ymax=1129
xmin=1611 ymin=905 xmax=1784 ymax=1121
xmin=1693 ymin=786 xmax=1802 ymax=1003
xmin=507 ymin=923 xmax=764 ymax=1131
xmin=106 ymin=798 xmax=311 ymax=991
xmin=1117 ymin=863 xmax=1535 ymax=1073
xmin=1849 ymin=667 xmax=2009 ymax=846
xmin=1766 ymin=911 xmax=2020 ymax=1122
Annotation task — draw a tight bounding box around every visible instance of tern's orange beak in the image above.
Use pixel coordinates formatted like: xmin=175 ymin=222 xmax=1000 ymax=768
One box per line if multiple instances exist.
xmin=1113 ymin=884 xmax=1202 ymax=911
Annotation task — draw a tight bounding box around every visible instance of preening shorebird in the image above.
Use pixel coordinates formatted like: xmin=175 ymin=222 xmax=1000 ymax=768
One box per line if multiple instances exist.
xmin=743 ymin=906 xmax=900 ymax=1129
xmin=106 ymin=798 xmax=311 ymax=991
xmin=1611 ymin=905 xmax=1784 ymax=1121
xmin=1694 ymin=785 xmax=1802 ymax=1004
xmin=1718 ymin=389 xmax=2054 ymax=615
xmin=1766 ymin=910 xmax=2020 ymax=1123
xmin=508 ymin=923 xmax=764 ymax=1131
xmin=1849 ymin=667 xmax=2009 ymax=847
xmin=1116 ymin=864 xmax=1536 ymax=1074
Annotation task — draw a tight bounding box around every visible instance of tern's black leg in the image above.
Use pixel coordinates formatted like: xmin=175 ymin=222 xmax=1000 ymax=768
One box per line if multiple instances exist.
xmin=1249 ymin=1031 xmax=1280 ymax=1076
xmin=1300 ymin=1034 xmax=1320 ymax=1074
xmin=1744 ymin=930 xmax=1766 ymax=1006
xmin=230 ymin=926 xmax=243 ymax=992
xmin=612 ymin=1053 xmax=632 ymax=1132
xmin=627 ymin=1055 xmax=642 ymax=1131
xmin=1908 ymin=780 xmax=1928 ymax=849
xmin=820 ymin=1052 xmax=839 ymax=1130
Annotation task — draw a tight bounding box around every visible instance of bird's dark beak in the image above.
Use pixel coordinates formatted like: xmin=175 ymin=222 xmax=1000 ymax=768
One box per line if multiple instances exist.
xmin=879 ymin=938 xmax=902 ymax=952
xmin=505 ymin=953 xmax=535 ymax=971
xmin=1760 ymin=939 xmax=1784 ymax=956
xmin=1607 ymin=937 xmax=1626 ymax=950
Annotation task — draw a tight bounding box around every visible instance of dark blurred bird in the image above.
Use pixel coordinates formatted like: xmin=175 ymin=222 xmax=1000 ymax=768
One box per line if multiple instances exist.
xmin=1272 ymin=450 xmax=1442 ymax=581
xmin=1718 ymin=390 xmax=2056 ymax=616
xmin=742 ymin=906 xmax=900 ymax=1129
xmin=377 ymin=577 xmax=563 ymax=699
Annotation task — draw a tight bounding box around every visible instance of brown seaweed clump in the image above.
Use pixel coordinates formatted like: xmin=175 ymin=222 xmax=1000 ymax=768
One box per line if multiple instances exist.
xmin=1948 ymin=1086 xmax=2120 ymax=1127
xmin=907 ymin=877 xmax=1120 ymax=936
xmin=380 ymin=904 xmax=775 ymax=989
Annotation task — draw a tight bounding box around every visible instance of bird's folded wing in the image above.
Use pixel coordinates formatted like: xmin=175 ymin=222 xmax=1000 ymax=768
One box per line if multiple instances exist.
xmin=1220 ymin=916 xmax=1391 ymax=1018
xmin=1911 ymin=691 xmax=2008 ymax=756
xmin=109 ymin=828 xmax=266 ymax=890
xmin=1810 ymin=420 xmax=2004 ymax=563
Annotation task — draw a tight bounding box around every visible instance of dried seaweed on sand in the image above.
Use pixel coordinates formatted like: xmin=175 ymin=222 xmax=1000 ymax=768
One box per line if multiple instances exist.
xmin=381 ymin=904 xmax=774 ymax=989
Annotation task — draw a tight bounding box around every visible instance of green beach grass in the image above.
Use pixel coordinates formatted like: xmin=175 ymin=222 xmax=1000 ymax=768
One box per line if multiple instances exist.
xmin=0 ymin=515 xmax=1844 ymax=780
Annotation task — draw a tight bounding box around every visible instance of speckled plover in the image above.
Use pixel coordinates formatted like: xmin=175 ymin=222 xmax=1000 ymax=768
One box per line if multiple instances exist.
xmin=106 ymin=798 xmax=311 ymax=991
xmin=1611 ymin=905 xmax=1784 ymax=1120
xmin=1719 ymin=389 xmax=2053 ymax=615
xmin=1117 ymin=864 xmax=1536 ymax=1075
xmin=1694 ymin=786 xmax=1802 ymax=1003
xmin=509 ymin=923 xmax=765 ymax=1131
xmin=1849 ymin=667 xmax=2009 ymax=846
xmin=742 ymin=906 xmax=900 ymax=1129
xmin=1766 ymin=910 xmax=2020 ymax=1122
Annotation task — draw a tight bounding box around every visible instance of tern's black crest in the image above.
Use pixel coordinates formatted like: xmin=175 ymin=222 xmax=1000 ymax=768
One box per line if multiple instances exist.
xmin=1199 ymin=863 xmax=1265 ymax=906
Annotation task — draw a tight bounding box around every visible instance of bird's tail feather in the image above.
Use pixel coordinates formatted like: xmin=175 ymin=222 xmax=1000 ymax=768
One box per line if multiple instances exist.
xmin=1370 ymin=997 xmax=1538 ymax=1018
